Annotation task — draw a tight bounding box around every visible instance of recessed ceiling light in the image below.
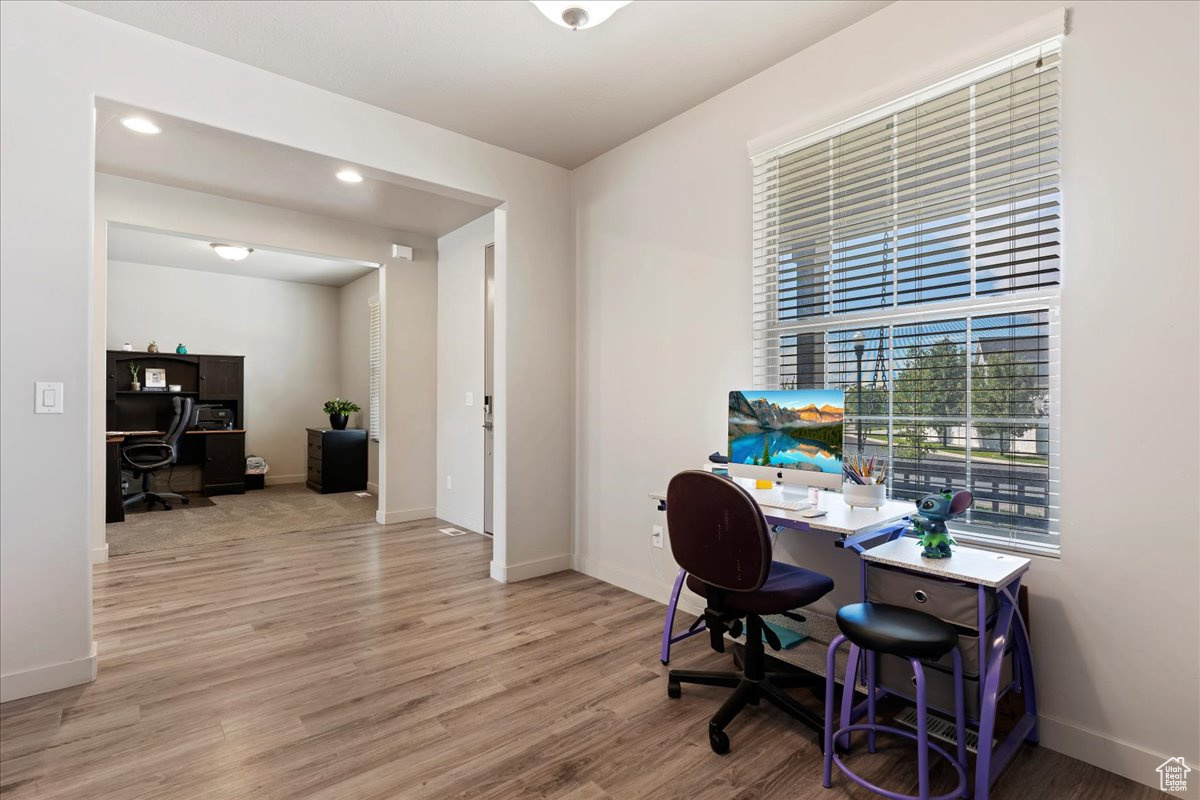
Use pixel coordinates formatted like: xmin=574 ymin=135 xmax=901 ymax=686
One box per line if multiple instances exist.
xmin=336 ymin=169 xmax=364 ymax=184
xmin=120 ymin=116 xmax=161 ymax=135
xmin=531 ymin=1 xmax=630 ymax=30
xmin=210 ymin=243 xmax=253 ymax=261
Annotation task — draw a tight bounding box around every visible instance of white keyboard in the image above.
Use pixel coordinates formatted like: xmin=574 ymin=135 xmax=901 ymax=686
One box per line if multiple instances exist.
xmin=757 ymin=497 xmax=812 ymax=512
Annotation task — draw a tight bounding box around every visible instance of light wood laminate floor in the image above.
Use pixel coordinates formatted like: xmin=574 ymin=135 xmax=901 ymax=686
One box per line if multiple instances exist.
xmin=0 ymin=520 xmax=1163 ymax=799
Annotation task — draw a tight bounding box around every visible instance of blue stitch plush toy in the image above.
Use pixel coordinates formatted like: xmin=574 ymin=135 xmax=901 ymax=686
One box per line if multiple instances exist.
xmin=908 ymin=489 xmax=973 ymax=559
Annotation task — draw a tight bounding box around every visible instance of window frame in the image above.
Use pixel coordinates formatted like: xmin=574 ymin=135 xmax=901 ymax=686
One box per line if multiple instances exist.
xmin=750 ymin=39 xmax=1063 ymax=554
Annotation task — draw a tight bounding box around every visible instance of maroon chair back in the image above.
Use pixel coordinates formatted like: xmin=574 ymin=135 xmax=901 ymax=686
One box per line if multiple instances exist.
xmin=666 ymin=470 xmax=771 ymax=593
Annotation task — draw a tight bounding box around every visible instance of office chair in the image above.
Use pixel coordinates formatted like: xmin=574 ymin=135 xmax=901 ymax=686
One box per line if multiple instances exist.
xmin=122 ymin=396 xmax=193 ymax=511
xmin=665 ymin=469 xmax=835 ymax=754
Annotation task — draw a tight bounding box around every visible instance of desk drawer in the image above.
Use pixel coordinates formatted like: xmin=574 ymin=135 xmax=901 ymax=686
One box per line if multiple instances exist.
xmin=307 ymin=431 xmax=324 ymax=458
xmin=877 ymin=647 xmax=1012 ymax=721
xmin=307 ymin=457 xmax=323 ymax=485
xmin=867 ymin=564 xmax=996 ymax=630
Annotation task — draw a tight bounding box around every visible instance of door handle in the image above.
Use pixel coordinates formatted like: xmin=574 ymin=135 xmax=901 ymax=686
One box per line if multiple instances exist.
xmin=482 ymin=422 xmax=494 ymax=431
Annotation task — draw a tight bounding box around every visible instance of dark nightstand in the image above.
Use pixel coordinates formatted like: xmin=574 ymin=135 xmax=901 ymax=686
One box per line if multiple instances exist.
xmin=306 ymin=428 xmax=368 ymax=494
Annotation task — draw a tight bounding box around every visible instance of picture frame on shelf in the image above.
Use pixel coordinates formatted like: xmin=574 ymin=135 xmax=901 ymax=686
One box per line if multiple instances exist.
xmin=144 ymin=367 xmax=167 ymax=389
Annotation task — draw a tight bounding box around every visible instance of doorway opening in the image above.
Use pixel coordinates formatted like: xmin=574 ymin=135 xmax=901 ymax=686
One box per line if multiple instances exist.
xmin=90 ymin=99 xmax=502 ymax=562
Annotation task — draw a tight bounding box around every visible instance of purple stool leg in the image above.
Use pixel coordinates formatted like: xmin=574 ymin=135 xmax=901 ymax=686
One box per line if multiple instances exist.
xmin=913 ymin=659 xmax=930 ymax=800
xmin=838 ymin=643 xmax=861 ymax=751
xmin=661 ymin=568 xmax=686 ymax=664
xmin=823 ymin=634 xmax=847 ymax=788
xmin=867 ymin=649 xmax=878 ymax=753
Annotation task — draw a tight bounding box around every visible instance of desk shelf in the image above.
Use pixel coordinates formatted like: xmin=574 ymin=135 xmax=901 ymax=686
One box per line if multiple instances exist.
xmin=115 ymin=390 xmax=200 ymax=396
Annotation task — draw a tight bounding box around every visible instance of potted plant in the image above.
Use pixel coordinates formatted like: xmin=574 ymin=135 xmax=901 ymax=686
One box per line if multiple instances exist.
xmin=323 ymin=398 xmax=360 ymax=430
xmin=129 ymin=363 xmax=141 ymax=391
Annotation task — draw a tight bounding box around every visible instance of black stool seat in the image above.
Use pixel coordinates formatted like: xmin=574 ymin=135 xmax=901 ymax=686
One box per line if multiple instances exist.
xmin=688 ymin=561 xmax=834 ymax=615
xmin=836 ymin=602 xmax=957 ymax=660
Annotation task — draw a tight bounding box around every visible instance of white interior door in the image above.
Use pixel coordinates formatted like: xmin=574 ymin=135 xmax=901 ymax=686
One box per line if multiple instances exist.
xmin=483 ymin=244 xmax=495 ymax=535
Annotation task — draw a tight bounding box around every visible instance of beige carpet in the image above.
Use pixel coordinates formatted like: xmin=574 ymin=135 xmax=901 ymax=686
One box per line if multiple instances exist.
xmin=107 ymin=484 xmax=378 ymax=557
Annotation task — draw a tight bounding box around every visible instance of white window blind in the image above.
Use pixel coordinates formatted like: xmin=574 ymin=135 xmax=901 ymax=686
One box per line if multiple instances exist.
xmin=751 ymin=40 xmax=1061 ymax=547
xmin=368 ymin=297 xmax=381 ymax=441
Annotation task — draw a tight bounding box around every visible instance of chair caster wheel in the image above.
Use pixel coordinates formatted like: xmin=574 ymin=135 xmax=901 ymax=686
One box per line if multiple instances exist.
xmin=667 ymin=680 xmax=681 ymax=699
xmin=181 ymin=497 xmax=190 ymax=505
xmin=660 ymin=659 xmax=669 ymax=666
xmin=162 ymin=504 xmax=171 ymax=511
xmin=708 ymin=725 xmax=730 ymax=755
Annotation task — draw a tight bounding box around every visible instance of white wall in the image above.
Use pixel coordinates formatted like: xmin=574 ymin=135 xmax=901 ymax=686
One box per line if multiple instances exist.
xmin=436 ymin=213 xmax=495 ymax=532
xmin=573 ymin=0 xmax=1199 ymax=789
xmin=339 ymin=270 xmax=382 ymax=491
xmin=90 ymin=174 xmax=433 ymax=560
xmin=2 ymin=0 xmax=572 ymax=703
xmin=107 ymin=259 xmax=342 ymax=486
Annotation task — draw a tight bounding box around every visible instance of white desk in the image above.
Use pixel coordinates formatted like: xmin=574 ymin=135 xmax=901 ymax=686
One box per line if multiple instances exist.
xmin=857 ymin=539 xmax=1037 ymax=800
xmin=860 ymin=536 xmax=1030 ymax=589
xmin=650 ymin=477 xmax=912 ymax=542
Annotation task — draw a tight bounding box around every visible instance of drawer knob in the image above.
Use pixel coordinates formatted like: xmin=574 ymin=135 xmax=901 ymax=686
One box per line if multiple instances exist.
xmin=913 ymin=589 xmax=928 ymax=604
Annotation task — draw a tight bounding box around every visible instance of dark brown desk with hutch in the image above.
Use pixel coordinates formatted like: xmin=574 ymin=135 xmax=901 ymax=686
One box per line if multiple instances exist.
xmin=105 ymin=350 xmax=247 ymax=523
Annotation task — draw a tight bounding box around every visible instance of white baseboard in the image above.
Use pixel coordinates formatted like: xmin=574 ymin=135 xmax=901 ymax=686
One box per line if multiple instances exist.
xmin=434 ymin=507 xmax=483 ymax=536
xmin=264 ymin=473 xmax=305 ymax=486
xmin=375 ymin=506 xmax=435 ymax=525
xmin=1038 ymin=713 xmax=1188 ymax=792
xmin=572 ymin=552 xmax=673 ymax=605
xmin=0 ymin=641 xmax=97 ymax=702
xmin=572 ymin=553 xmax=1184 ymax=793
xmin=490 ymin=554 xmax=573 ymax=583
xmin=366 ymin=481 xmax=378 ymax=495
xmin=91 ymin=543 xmax=109 ymax=564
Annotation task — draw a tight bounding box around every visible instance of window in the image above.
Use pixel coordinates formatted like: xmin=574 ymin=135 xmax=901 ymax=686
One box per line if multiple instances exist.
xmin=368 ymin=297 xmax=381 ymax=441
xmin=752 ymin=40 xmax=1061 ymax=549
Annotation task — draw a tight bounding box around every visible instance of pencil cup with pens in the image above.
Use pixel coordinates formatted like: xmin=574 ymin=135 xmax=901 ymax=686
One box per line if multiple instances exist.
xmin=842 ymin=454 xmax=886 ymax=509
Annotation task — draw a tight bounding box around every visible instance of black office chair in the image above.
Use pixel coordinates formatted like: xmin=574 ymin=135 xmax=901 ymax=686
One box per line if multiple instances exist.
xmin=122 ymin=396 xmax=193 ymax=511
xmin=665 ymin=470 xmax=835 ymax=754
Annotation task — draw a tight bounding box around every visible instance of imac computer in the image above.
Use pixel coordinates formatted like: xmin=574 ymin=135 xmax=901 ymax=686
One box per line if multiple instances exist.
xmin=728 ymin=389 xmax=845 ymax=491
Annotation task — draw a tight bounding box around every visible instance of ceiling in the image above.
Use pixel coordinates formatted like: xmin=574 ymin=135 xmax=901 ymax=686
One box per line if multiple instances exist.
xmin=108 ymin=224 xmax=380 ymax=287
xmin=95 ymin=100 xmax=498 ymax=238
xmin=67 ymin=0 xmax=890 ymax=168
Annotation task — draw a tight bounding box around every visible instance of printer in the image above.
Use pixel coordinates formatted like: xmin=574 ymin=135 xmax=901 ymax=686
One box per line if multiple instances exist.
xmin=191 ymin=404 xmax=235 ymax=430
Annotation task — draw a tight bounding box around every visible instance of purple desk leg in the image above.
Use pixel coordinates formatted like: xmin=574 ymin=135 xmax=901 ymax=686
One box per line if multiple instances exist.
xmin=661 ymin=567 xmax=705 ymax=665
xmin=975 ymin=576 xmax=1038 ymax=800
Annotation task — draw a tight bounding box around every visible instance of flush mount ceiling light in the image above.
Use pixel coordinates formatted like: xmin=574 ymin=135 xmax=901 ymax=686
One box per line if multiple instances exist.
xmin=120 ymin=116 xmax=161 ymax=135
xmin=210 ymin=243 xmax=253 ymax=261
xmin=531 ymin=1 xmax=631 ymax=30
xmin=336 ymin=168 xmax=364 ymax=184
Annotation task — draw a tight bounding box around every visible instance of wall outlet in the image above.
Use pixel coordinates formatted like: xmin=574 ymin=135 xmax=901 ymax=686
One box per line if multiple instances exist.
xmin=446 ymin=475 xmax=452 ymax=489
xmin=651 ymin=525 xmax=664 ymax=549
xmin=465 ymin=391 xmax=474 ymax=407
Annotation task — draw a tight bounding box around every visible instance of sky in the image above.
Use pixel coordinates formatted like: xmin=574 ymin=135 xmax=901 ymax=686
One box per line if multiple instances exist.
xmin=736 ymin=389 xmax=845 ymax=410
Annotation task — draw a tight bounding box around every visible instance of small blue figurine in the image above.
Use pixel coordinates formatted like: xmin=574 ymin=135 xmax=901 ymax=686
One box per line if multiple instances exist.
xmin=176 ymin=343 xmax=188 ymax=354
xmin=908 ymin=489 xmax=973 ymax=559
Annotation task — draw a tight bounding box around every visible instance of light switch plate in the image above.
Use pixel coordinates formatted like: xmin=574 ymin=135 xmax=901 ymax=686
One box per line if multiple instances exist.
xmin=35 ymin=382 xmax=63 ymax=414
xmin=465 ymin=392 xmax=474 ymax=407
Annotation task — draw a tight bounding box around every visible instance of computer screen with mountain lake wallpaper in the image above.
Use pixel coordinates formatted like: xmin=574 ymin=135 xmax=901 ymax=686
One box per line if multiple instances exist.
xmin=728 ymin=390 xmax=845 ymax=475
